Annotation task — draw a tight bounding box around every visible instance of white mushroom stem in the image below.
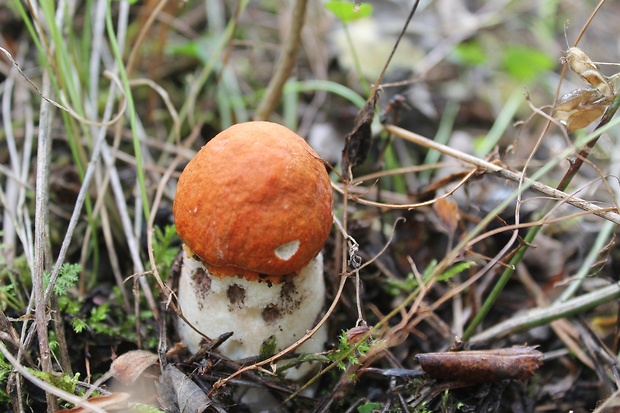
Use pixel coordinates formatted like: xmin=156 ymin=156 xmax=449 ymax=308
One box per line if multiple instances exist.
xmin=177 ymin=249 xmax=327 ymax=380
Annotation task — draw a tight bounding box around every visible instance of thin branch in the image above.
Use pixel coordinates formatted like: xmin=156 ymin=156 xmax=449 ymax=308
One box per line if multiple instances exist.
xmin=384 ymin=124 xmax=620 ymax=225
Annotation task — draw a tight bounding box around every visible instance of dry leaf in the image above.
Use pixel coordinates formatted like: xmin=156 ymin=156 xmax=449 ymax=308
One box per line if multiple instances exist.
xmin=433 ymin=197 xmax=459 ymax=235
xmin=562 ymin=47 xmax=615 ymax=97
xmin=110 ymin=350 xmax=159 ymax=386
xmin=56 ymin=393 xmax=130 ymax=413
xmin=341 ymin=95 xmax=377 ymax=181
xmin=156 ymin=364 xmax=211 ymax=413
xmin=416 ymin=346 xmax=543 ymax=383
xmin=346 ymin=325 xmax=371 ymax=344
xmin=554 ymin=87 xmax=611 ymax=132
xmin=555 ymin=47 xmax=617 ymax=132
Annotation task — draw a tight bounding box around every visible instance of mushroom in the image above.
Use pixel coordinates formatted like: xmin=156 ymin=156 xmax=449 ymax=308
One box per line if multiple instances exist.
xmin=173 ymin=121 xmax=333 ymax=380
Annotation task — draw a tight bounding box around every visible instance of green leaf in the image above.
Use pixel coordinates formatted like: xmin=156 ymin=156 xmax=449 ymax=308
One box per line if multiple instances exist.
xmin=128 ymin=403 xmax=167 ymax=413
xmin=357 ymin=402 xmax=381 ymax=413
xmin=437 ymin=261 xmax=476 ymax=281
xmin=0 ymin=353 xmax=12 ymax=402
xmin=45 ymin=263 xmax=81 ymax=296
xmin=153 ymin=225 xmax=179 ymax=279
xmin=26 ymin=369 xmax=80 ymax=394
xmin=71 ymin=318 xmax=88 ymax=334
xmin=325 ymin=1 xmax=373 ymax=23
xmin=502 ymin=44 xmax=555 ymax=82
xmin=169 ymin=40 xmax=201 ymax=59
xmin=259 ymin=335 xmax=277 ymax=360
xmin=422 ymin=259 xmax=438 ymax=279
xmin=90 ymin=303 xmax=109 ymax=323
xmin=453 ymin=41 xmax=487 ymax=66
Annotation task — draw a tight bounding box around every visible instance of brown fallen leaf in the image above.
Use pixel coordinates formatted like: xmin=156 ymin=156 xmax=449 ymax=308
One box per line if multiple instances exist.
xmin=416 ymin=346 xmax=543 ymax=384
xmin=156 ymin=364 xmax=212 ymax=413
xmin=110 ymin=350 xmax=159 ymax=386
xmin=56 ymin=393 xmax=130 ymax=413
xmin=346 ymin=325 xmax=371 ymax=344
xmin=433 ymin=197 xmax=459 ymax=235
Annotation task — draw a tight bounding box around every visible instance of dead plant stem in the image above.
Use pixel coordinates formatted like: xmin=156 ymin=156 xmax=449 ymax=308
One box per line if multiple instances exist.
xmin=463 ymin=81 xmax=620 ymax=340
xmin=254 ymin=0 xmax=308 ymax=120
xmin=384 ymin=124 xmax=620 ymax=225
xmin=147 ymin=124 xmax=201 ymax=300
xmin=32 ymin=71 xmax=58 ymax=413
xmin=125 ymin=0 xmax=169 ymax=75
xmin=100 ymin=139 xmax=159 ymax=319
xmin=0 ymin=343 xmax=107 ymax=413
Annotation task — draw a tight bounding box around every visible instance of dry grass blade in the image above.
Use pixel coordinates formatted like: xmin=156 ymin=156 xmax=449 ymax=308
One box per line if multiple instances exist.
xmin=31 ymin=72 xmax=56 ymax=412
xmin=0 ymin=343 xmax=108 ymax=413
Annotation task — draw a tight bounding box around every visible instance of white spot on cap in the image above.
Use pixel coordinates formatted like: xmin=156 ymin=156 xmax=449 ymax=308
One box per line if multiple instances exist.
xmin=274 ymin=240 xmax=300 ymax=261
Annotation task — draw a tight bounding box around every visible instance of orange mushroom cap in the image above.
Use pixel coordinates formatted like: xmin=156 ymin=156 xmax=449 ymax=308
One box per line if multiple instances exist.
xmin=173 ymin=121 xmax=333 ymax=282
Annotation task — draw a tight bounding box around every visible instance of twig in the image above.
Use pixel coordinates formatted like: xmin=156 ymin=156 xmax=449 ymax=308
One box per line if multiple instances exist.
xmin=465 ymin=60 xmax=620 ymax=339
xmin=462 ymin=0 xmax=619 ymax=340
xmin=384 ymin=124 xmax=620 ymax=225
xmin=333 ymin=167 xmax=477 ymax=210
xmin=592 ymin=388 xmax=620 ymax=413
xmin=254 ymin=0 xmax=308 ymax=120
xmin=556 ymin=138 xmax=620 ymax=301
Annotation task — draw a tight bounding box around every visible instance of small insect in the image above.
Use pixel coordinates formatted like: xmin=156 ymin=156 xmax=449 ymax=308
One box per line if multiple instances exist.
xmin=554 ymin=47 xmax=619 ymax=132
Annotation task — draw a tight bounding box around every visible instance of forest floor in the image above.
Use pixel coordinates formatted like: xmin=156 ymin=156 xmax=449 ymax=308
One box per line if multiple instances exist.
xmin=2 ymin=0 xmax=620 ymax=412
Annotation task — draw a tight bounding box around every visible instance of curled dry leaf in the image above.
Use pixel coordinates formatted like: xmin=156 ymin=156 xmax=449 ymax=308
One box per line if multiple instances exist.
xmin=56 ymin=393 xmax=130 ymax=413
xmin=562 ymin=47 xmax=615 ymax=97
xmin=416 ymin=346 xmax=543 ymax=384
xmin=554 ymin=87 xmax=611 ymax=132
xmin=346 ymin=325 xmax=371 ymax=344
xmin=554 ymin=47 xmax=617 ymax=132
xmin=110 ymin=350 xmax=159 ymax=386
xmin=341 ymin=95 xmax=377 ymax=181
